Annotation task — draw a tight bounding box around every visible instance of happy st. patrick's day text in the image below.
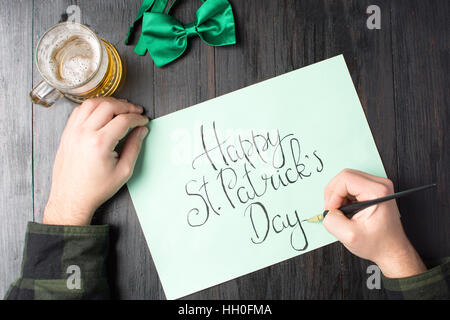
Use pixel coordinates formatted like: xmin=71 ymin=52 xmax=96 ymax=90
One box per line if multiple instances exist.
xmin=185 ymin=122 xmax=324 ymax=251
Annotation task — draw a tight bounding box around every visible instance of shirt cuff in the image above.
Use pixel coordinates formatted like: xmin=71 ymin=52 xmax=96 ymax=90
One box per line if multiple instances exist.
xmin=382 ymin=257 xmax=450 ymax=299
xmin=19 ymin=222 xmax=110 ymax=299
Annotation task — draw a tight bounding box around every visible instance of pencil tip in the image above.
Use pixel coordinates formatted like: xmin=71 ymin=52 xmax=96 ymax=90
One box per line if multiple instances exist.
xmin=302 ymin=215 xmax=324 ymax=223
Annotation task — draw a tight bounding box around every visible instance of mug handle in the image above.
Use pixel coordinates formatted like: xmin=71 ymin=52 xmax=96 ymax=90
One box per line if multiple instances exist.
xmin=29 ymin=80 xmax=63 ymax=107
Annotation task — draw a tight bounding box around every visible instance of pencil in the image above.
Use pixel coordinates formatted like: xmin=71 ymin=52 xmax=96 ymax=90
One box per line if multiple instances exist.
xmin=302 ymin=183 xmax=436 ymax=223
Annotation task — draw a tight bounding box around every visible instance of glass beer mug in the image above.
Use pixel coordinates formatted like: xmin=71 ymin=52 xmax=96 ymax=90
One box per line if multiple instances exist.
xmin=30 ymin=22 xmax=124 ymax=107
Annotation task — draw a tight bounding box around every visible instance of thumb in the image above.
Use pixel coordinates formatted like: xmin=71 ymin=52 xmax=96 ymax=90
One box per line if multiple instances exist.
xmin=116 ymin=126 xmax=148 ymax=181
xmin=323 ymin=209 xmax=357 ymax=244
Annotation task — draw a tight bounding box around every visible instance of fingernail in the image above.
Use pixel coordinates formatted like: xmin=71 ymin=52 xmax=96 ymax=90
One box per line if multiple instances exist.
xmin=139 ymin=127 xmax=149 ymax=139
xmin=136 ymin=105 xmax=144 ymax=113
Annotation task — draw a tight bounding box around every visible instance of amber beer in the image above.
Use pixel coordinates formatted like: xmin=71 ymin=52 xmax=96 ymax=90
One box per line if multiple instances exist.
xmin=30 ymin=22 xmax=123 ymax=107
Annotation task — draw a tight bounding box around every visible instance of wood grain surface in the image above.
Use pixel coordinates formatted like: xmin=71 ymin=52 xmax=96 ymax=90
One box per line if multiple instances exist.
xmin=0 ymin=0 xmax=448 ymax=299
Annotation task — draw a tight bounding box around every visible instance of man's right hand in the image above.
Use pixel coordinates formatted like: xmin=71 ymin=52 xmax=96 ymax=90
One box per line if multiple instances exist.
xmin=323 ymin=169 xmax=427 ymax=278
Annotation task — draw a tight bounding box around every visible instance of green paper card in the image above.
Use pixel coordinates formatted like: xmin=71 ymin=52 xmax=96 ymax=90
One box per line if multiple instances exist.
xmin=128 ymin=55 xmax=386 ymax=299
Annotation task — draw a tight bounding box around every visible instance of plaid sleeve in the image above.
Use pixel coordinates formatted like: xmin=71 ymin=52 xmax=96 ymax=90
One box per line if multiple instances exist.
xmin=382 ymin=257 xmax=450 ymax=299
xmin=4 ymin=222 xmax=110 ymax=300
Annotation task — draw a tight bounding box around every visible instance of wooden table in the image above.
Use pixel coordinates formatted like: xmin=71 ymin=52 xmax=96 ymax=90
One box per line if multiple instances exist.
xmin=0 ymin=0 xmax=448 ymax=299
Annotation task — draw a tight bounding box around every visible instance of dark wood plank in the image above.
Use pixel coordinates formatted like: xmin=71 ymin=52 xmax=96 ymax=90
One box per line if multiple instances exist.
xmin=391 ymin=0 xmax=450 ymax=261
xmin=0 ymin=0 xmax=34 ymax=299
xmin=32 ymin=0 xmax=77 ymax=223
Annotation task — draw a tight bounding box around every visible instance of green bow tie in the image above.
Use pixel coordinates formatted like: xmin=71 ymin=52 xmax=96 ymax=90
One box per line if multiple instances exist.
xmin=126 ymin=0 xmax=236 ymax=67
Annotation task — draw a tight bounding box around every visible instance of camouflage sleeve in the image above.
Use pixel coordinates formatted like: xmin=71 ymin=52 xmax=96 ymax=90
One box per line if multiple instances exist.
xmin=382 ymin=257 xmax=450 ymax=299
xmin=4 ymin=222 xmax=110 ymax=300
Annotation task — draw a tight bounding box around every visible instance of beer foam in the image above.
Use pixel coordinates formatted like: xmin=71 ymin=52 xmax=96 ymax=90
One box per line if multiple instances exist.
xmin=37 ymin=24 xmax=101 ymax=88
